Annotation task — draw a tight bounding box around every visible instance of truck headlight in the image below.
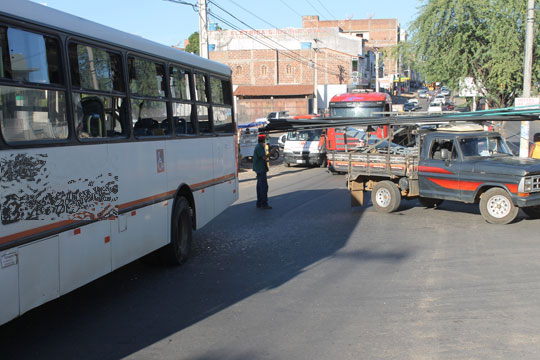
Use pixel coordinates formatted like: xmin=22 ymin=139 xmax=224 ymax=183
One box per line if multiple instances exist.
xmin=524 ymin=178 xmax=533 ymax=192
xmin=520 ymin=177 xmax=533 ymax=193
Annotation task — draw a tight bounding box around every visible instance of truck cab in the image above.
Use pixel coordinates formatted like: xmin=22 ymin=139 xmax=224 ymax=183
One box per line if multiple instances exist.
xmin=283 ymin=128 xmax=326 ymax=167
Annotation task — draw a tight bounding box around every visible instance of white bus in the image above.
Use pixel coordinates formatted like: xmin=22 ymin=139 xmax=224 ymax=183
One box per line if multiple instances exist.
xmin=0 ymin=1 xmax=238 ymax=325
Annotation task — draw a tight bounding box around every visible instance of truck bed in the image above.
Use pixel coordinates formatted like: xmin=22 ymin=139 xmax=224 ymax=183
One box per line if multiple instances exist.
xmin=328 ymin=149 xmax=419 ymax=178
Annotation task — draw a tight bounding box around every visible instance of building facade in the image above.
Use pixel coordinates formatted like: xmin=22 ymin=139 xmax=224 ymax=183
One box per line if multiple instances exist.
xmin=207 ymin=15 xmax=402 ymax=122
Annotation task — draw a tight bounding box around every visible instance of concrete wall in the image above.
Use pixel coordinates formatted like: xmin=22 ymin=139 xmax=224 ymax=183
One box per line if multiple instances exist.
xmin=236 ymin=97 xmax=309 ymax=124
xmin=209 ymin=27 xmax=364 ymax=57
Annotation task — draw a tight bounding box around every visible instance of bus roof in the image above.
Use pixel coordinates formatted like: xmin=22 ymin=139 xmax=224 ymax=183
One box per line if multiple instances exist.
xmin=331 ymin=92 xmax=391 ymax=103
xmin=0 ymin=0 xmax=231 ymax=77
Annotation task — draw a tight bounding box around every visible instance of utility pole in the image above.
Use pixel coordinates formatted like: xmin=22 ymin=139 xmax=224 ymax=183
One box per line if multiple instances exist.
xmin=520 ymin=0 xmax=535 ymax=157
xmin=198 ymin=0 xmax=209 ymax=59
xmin=313 ymin=39 xmax=320 ymax=114
xmin=375 ymin=48 xmax=380 ymax=92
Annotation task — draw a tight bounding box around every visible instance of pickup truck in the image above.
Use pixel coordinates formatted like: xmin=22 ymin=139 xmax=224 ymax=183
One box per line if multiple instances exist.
xmin=328 ymin=124 xmax=540 ymax=224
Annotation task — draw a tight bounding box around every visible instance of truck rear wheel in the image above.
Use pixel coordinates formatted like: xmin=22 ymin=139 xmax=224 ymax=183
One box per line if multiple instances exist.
xmin=371 ymin=181 xmax=401 ymax=213
xmin=419 ymin=197 xmax=444 ymax=208
xmin=479 ymin=188 xmax=518 ymax=224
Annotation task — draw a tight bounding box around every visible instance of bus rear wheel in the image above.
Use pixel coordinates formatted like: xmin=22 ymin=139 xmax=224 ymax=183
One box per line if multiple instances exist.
xmin=162 ymin=197 xmax=193 ymax=265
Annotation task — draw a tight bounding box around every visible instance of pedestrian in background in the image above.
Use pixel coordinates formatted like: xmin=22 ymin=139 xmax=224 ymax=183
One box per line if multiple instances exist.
xmin=253 ymin=134 xmax=272 ymax=209
xmin=529 ymin=133 xmax=540 ymax=159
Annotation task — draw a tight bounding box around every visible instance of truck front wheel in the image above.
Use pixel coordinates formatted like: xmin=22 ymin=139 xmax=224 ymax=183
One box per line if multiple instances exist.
xmin=479 ymin=188 xmax=518 ymax=224
xmin=371 ymin=181 xmax=401 ymax=213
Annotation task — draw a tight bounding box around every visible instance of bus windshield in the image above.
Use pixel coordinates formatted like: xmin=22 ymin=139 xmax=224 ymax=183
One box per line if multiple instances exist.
xmin=330 ymin=106 xmax=384 ymax=118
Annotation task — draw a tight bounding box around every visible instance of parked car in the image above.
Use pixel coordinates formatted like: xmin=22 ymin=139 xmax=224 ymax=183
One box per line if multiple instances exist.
xmin=404 ymin=102 xmax=417 ymax=112
xmin=418 ymin=90 xmax=428 ymax=98
xmin=408 ymin=98 xmax=419 ymax=105
xmin=433 ymin=94 xmax=446 ymax=104
xmin=428 ymin=102 xmax=443 ymax=112
xmin=440 ymin=87 xmax=451 ymax=96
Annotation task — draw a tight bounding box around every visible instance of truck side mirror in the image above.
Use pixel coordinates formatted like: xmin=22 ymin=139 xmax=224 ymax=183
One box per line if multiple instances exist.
xmin=440 ymin=148 xmax=451 ymax=160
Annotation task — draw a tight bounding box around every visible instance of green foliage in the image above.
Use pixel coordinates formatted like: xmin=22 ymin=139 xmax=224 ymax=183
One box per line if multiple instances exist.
xmin=409 ymin=0 xmax=540 ymax=108
xmin=185 ymin=32 xmax=199 ymax=55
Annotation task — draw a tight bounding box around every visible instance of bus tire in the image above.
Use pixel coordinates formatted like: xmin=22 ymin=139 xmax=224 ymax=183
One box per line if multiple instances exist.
xmin=371 ymin=181 xmax=401 ymax=213
xmin=419 ymin=197 xmax=444 ymax=208
xmin=162 ymin=197 xmax=193 ymax=265
xmin=479 ymin=188 xmax=518 ymax=224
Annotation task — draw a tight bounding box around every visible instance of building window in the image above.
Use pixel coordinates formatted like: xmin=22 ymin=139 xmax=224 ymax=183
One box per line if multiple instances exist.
xmin=286 ymin=64 xmax=292 ymax=75
xmin=261 ymin=65 xmax=267 ymax=77
xmin=236 ymin=65 xmax=242 ymax=75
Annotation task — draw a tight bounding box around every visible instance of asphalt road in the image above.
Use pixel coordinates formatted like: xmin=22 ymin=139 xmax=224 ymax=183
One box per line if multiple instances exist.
xmin=2 ymin=163 xmax=540 ymax=359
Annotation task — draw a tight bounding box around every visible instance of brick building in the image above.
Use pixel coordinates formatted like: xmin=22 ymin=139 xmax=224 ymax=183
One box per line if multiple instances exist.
xmin=207 ymin=15 xmax=403 ymax=123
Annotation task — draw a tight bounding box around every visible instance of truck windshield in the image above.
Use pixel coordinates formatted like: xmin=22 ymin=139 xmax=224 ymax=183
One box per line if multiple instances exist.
xmin=459 ymin=136 xmax=512 ymax=157
xmin=330 ymin=106 xmax=384 ymax=118
xmin=287 ymin=129 xmax=321 ymax=141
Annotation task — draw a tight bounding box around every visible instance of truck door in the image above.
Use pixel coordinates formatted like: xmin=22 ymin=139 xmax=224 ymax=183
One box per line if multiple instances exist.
xmin=418 ymin=138 xmax=462 ymax=200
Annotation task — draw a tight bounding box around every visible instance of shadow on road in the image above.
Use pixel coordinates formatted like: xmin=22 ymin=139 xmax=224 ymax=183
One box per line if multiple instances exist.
xmin=0 ymin=188 xmax=411 ymax=360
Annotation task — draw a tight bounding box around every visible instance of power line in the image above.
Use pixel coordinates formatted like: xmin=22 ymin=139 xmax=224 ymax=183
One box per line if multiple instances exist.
xmin=304 ymin=0 xmax=324 ymax=19
xmin=218 ymin=0 xmax=355 ymax=78
xmin=162 ymin=0 xmax=197 ymax=11
xmin=315 ymin=0 xmax=337 ymax=21
xmin=207 ymin=1 xmax=343 ymax=77
xmin=277 ymin=0 xmax=302 ymax=18
xmin=222 ymin=0 xmax=305 ymax=43
xmin=208 ymin=9 xmax=319 ymax=72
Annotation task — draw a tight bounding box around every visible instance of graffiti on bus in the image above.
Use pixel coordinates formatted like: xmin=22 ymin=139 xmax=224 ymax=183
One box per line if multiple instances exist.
xmin=1 ymin=153 xmax=118 ymax=225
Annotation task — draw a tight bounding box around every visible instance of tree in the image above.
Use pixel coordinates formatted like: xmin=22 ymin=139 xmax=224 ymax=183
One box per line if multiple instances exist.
xmin=185 ymin=32 xmax=199 ymax=55
xmin=408 ymin=0 xmax=540 ymax=108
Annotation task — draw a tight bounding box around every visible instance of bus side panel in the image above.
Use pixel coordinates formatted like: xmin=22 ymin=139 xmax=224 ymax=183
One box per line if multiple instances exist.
xmin=59 ymin=222 xmax=111 ymax=295
xmin=166 ymin=138 xmax=215 ymax=229
xmin=110 ymin=142 xmax=168 ymax=269
xmin=213 ymin=136 xmax=238 ymax=217
xmin=112 ymin=202 xmax=168 ymax=270
xmin=19 ymin=236 xmax=60 ymax=315
xmin=0 ymin=249 xmax=20 ymax=324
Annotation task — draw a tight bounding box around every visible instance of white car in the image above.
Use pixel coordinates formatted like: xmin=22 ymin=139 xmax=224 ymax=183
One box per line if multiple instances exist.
xmin=418 ymin=90 xmax=428 ymax=98
xmin=408 ymin=98 xmax=419 ymax=105
xmin=433 ymin=94 xmax=446 ymax=104
xmin=428 ymin=102 xmax=443 ymax=112
xmin=440 ymin=88 xmax=451 ymax=96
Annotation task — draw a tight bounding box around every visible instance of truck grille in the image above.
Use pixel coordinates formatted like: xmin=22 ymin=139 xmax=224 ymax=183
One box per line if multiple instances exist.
xmin=533 ymin=176 xmax=540 ymax=191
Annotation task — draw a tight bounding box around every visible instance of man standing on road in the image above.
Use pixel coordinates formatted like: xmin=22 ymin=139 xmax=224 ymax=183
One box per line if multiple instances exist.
xmin=253 ymin=135 xmax=272 ymax=209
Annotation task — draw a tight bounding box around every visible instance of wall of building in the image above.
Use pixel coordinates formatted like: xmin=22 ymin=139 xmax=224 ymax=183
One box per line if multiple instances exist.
xmin=235 ymin=97 xmax=309 ymax=124
xmin=301 ymin=16 xmax=400 ymax=75
xmin=209 ymin=27 xmax=365 ymax=58
xmin=209 ymin=48 xmax=352 ymax=87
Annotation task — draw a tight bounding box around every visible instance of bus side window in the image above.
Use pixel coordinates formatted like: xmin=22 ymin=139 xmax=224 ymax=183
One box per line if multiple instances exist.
xmin=0 ymin=27 xmax=68 ymax=143
xmin=68 ymin=42 xmax=126 ymax=140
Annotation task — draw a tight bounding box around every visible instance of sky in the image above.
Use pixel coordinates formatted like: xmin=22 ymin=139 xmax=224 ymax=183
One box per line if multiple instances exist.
xmin=31 ymin=0 xmax=423 ymax=47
